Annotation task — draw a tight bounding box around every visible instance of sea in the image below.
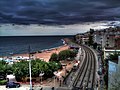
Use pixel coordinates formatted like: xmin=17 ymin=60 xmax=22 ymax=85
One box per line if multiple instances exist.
xmin=0 ymin=36 xmax=73 ymax=56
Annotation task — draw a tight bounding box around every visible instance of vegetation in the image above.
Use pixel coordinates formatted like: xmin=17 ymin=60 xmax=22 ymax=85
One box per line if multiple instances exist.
xmin=12 ymin=61 xmax=29 ymax=81
xmin=88 ymin=29 xmax=94 ymax=46
xmin=88 ymin=35 xmax=94 ymax=46
xmin=58 ymin=50 xmax=77 ymax=61
xmin=0 ymin=59 xmax=62 ymax=82
xmin=0 ymin=49 xmax=77 ymax=82
xmin=0 ymin=61 xmax=13 ymax=84
xmin=49 ymin=49 xmax=77 ymax=62
xmin=49 ymin=53 xmax=58 ymax=62
xmin=0 ymin=60 xmax=13 ymax=79
xmin=0 ymin=80 xmax=7 ymax=85
xmin=12 ymin=60 xmax=62 ymax=81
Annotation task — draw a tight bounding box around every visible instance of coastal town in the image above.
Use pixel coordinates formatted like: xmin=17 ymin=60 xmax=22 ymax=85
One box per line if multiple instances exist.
xmin=0 ymin=0 xmax=120 ymax=90
xmin=0 ymin=26 xmax=120 ymax=90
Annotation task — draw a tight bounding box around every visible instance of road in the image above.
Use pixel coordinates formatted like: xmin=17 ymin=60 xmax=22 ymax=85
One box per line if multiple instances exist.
xmin=0 ymin=85 xmax=30 ymax=90
xmin=0 ymin=85 xmax=72 ymax=90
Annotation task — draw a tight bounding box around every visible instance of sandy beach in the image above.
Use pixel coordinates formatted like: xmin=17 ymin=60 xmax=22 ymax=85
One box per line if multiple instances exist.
xmin=13 ymin=44 xmax=69 ymax=62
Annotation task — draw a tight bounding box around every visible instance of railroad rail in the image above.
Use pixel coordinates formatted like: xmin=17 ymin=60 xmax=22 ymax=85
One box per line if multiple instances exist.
xmin=72 ymin=46 xmax=96 ymax=90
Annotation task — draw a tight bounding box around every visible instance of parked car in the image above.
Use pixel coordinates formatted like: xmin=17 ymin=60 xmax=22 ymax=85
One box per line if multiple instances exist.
xmin=6 ymin=82 xmax=20 ymax=88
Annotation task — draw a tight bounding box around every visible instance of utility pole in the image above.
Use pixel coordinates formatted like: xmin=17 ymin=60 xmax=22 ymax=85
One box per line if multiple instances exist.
xmin=28 ymin=45 xmax=32 ymax=90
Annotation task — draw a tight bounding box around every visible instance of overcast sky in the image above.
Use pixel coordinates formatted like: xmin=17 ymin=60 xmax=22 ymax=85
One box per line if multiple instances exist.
xmin=0 ymin=0 xmax=120 ymax=24
xmin=1 ymin=21 xmax=120 ymax=36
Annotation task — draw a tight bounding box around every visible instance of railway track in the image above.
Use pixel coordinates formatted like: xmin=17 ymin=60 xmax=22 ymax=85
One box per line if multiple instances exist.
xmin=72 ymin=46 xmax=96 ymax=90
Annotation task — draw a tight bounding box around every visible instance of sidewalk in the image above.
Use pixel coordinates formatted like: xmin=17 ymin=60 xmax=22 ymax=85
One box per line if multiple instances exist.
xmin=97 ymin=52 xmax=105 ymax=90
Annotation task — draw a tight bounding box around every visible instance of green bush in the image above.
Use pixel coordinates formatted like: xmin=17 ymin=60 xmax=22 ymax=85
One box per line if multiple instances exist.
xmin=0 ymin=80 xmax=7 ymax=85
xmin=12 ymin=60 xmax=62 ymax=81
xmin=0 ymin=61 xmax=13 ymax=78
xmin=58 ymin=50 xmax=77 ymax=60
xmin=49 ymin=53 xmax=58 ymax=62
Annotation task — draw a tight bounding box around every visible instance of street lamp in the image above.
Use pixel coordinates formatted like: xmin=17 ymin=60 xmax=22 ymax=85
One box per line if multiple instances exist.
xmin=28 ymin=46 xmax=33 ymax=90
xmin=39 ymin=71 xmax=44 ymax=85
xmin=29 ymin=56 xmax=32 ymax=90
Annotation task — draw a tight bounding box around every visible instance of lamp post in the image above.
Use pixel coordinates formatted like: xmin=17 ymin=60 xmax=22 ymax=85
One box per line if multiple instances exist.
xmin=39 ymin=71 xmax=44 ymax=85
xmin=29 ymin=56 xmax=32 ymax=90
xmin=28 ymin=46 xmax=32 ymax=90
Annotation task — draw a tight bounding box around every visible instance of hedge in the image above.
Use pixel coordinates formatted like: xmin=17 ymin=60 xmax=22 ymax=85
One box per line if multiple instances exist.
xmin=0 ymin=80 xmax=7 ymax=85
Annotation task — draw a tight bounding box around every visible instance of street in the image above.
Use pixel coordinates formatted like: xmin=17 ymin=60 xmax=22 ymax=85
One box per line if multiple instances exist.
xmin=0 ymin=85 xmax=30 ymax=90
xmin=0 ymin=85 xmax=72 ymax=90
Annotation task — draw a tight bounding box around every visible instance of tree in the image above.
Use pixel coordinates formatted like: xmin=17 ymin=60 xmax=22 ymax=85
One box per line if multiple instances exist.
xmin=58 ymin=50 xmax=77 ymax=60
xmin=12 ymin=59 xmax=62 ymax=81
xmin=49 ymin=53 xmax=58 ymax=62
xmin=0 ymin=61 xmax=13 ymax=79
xmin=58 ymin=50 xmax=69 ymax=60
xmin=49 ymin=61 xmax=62 ymax=72
xmin=88 ymin=29 xmax=94 ymax=46
xmin=5 ymin=65 xmax=13 ymax=75
xmin=0 ymin=61 xmax=7 ymax=78
xmin=12 ymin=61 xmax=29 ymax=81
xmin=69 ymin=50 xmax=77 ymax=59
xmin=88 ymin=35 xmax=94 ymax=46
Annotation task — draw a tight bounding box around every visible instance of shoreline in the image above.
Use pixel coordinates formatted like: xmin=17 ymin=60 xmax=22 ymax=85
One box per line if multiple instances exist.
xmin=13 ymin=44 xmax=69 ymax=62
xmin=0 ymin=38 xmax=70 ymax=62
xmin=0 ymin=38 xmax=69 ymax=62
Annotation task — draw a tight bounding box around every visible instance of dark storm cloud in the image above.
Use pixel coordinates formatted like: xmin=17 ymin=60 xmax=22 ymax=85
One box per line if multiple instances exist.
xmin=0 ymin=0 xmax=120 ymax=24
